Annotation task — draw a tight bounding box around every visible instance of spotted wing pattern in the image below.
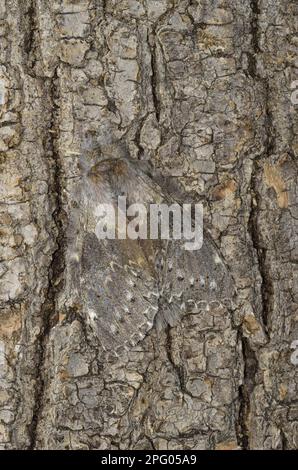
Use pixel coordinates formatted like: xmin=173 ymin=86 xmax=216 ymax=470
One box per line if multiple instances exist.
xmin=63 ymin=157 xmax=234 ymax=354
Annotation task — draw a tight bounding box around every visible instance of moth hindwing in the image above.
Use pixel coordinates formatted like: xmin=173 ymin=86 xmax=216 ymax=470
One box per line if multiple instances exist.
xmin=64 ymin=158 xmax=234 ymax=353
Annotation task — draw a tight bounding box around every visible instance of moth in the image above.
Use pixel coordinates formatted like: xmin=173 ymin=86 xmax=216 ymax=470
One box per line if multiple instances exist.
xmin=63 ymin=157 xmax=234 ymax=355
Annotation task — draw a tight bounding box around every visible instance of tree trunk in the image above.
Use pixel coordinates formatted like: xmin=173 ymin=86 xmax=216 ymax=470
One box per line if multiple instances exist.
xmin=0 ymin=0 xmax=297 ymax=450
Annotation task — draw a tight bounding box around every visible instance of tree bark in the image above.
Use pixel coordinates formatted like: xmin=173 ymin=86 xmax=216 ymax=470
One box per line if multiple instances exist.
xmin=0 ymin=0 xmax=297 ymax=450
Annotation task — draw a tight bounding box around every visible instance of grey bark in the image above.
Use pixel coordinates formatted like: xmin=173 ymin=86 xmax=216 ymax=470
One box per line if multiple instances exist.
xmin=0 ymin=0 xmax=297 ymax=450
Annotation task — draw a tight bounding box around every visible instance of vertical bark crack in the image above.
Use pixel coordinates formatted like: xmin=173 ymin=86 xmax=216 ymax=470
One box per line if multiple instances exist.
xmin=238 ymin=0 xmax=274 ymax=449
xmin=28 ymin=67 xmax=66 ymax=449
xmin=165 ymin=325 xmax=186 ymax=393
xmin=248 ymin=158 xmax=273 ymax=334
xmin=149 ymin=30 xmax=161 ymax=122
xmin=247 ymin=0 xmax=261 ymax=78
xmin=23 ymin=0 xmax=38 ymax=74
xmin=237 ymin=338 xmax=258 ymax=449
xmin=248 ymin=80 xmax=275 ymax=334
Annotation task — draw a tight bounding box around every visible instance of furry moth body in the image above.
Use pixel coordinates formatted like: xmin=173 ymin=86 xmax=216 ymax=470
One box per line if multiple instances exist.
xmin=63 ymin=157 xmax=234 ymax=354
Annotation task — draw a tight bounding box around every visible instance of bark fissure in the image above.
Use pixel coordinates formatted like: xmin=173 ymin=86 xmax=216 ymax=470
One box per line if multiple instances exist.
xmin=237 ymin=339 xmax=258 ymax=449
xmin=165 ymin=325 xmax=186 ymax=393
xmin=248 ymin=159 xmax=272 ymax=334
xmin=149 ymin=31 xmax=160 ymax=123
xmin=247 ymin=0 xmax=261 ymax=78
xmin=237 ymin=0 xmax=275 ymax=449
xmin=249 ymin=80 xmax=275 ymax=333
xmin=23 ymin=0 xmax=38 ymax=74
xmin=28 ymin=67 xmax=65 ymax=449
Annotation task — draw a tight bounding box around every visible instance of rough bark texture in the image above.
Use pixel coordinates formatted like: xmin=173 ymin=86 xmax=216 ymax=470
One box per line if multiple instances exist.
xmin=0 ymin=0 xmax=297 ymax=450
